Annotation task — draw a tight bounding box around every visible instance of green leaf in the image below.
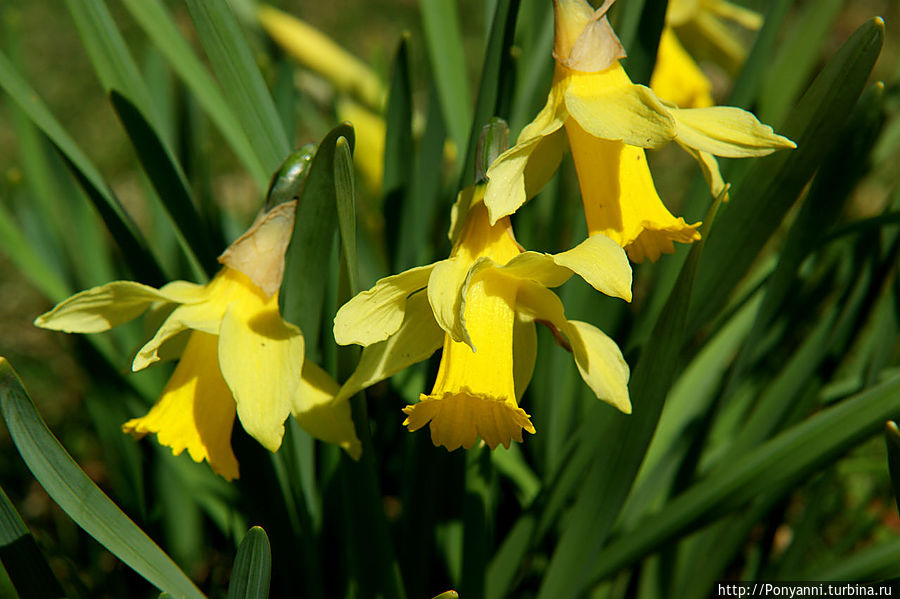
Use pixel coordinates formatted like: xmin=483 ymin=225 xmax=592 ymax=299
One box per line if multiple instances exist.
xmin=0 ymin=50 xmax=166 ymax=284
xmin=0 ymin=358 xmax=206 ymax=599
xmin=120 ymin=0 xmax=269 ymax=188
xmin=585 ymin=372 xmax=900 ymax=585
xmin=458 ymin=0 xmax=520 ymax=188
xmin=0 ymin=484 xmax=66 ymax=599
xmin=689 ymin=17 xmax=885 ymax=334
xmin=420 ymin=0 xmax=471 ymax=159
xmin=279 ymin=123 xmax=355 ymax=357
xmin=227 ymin=527 xmax=271 ymax=599
xmin=0 ymin=203 xmax=69 ymax=302
xmin=886 ymin=421 xmax=900 ymax=518
xmin=727 ymin=0 xmax=793 ymax=108
xmin=383 ymin=34 xmax=413 ymax=201
xmin=185 ymin=0 xmax=290 ymax=174
xmin=534 ymin=195 xmax=718 ymax=599
xmin=110 ymin=91 xmax=217 ymax=279
xmin=335 ymin=137 xmax=359 ymax=297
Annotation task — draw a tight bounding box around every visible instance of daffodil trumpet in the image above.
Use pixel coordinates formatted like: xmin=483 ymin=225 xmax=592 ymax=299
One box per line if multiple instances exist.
xmin=35 ymin=202 xmax=361 ymax=480
xmin=484 ymin=0 xmax=794 ymax=262
xmin=333 ymin=185 xmax=632 ymax=451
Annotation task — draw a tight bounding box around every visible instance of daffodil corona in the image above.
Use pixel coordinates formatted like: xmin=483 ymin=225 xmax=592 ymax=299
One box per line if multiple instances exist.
xmin=484 ymin=0 xmax=793 ymax=262
xmin=334 ymin=186 xmax=632 ymax=450
xmin=35 ymin=203 xmax=360 ymax=479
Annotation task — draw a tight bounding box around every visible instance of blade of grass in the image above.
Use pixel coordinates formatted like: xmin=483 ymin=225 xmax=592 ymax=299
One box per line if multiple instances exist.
xmin=0 ymin=484 xmax=66 ymax=599
xmin=585 ymin=372 xmax=900 ymax=584
xmin=110 ymin=91 xmax=217 ymax=279
xmin=185 ymin=0 xmax=290 ymax=174
xmin=120 ymin=0 xmax=268 ymax=188
xmin=0 ymin=358 xmax=205 ymax=599
xmin=420 ymin=0 xmax=471 ymax=159
xmin=688 ymin=18 xmax=885 ymax=335
xmin=227 ymin=527 xmax=271 ymax=599
xmin=615 ymin=0 xmax=667 ymax=86
xmin=0 ymin=50 xmax=166 ymax=284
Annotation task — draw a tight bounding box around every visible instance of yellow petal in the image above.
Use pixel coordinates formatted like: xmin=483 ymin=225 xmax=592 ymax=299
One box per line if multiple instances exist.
xmin=336 ymin=291 xmax=444 ymax=401
xmin=133 ymin=269 xmax=257 ymax=371
xmin=649 ymin=27 xmax=714 ymax=109
xmin=678 ymin=140 xmax=730 ymax=201
xmin=672 ymin=105 xmax=796 ymax=157
xmin=428 ymin=256 xmax=476 ymax=348
xmin=566 ymin=120 xmax=701 ymax=262
xmin=484 ymin=72 xmax=568 ymax=224
xmin=293 ymin=360 xmax=362 ymax=459
xmin=563 ymin=63 xmax=675 ymax=149
xmin=333 ymin=264 xmax=434 ymax=346
xmin=123 ymin=331 xmax=239 ymax=481
xmin=498 ymin=233 xmax=633 ymax=301
xmin=512 ymin=315 xmax=537 ymax=401
xmin=706 ymin=0 xmax=763 ymax=30
xmin=516 ymin=282 xmax=630 ymax=413
xmin=257 ymin=4 xmax=383 ymax=111
xmin=217 ymin=296 xmax=302 ymax=453
xmin=666 ymin=0 xmax=701 ymax=27
xmin=34 ymin=281 xmax=185 ymax=333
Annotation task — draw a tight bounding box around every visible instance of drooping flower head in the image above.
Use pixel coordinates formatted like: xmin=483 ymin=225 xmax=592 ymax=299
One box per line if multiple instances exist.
xmin=650 ymin=0 xmax=763 ymax=108
xmin=484 ymin=0 xmax=794 ymax=262
xmin=35 ymin=202 xmax=360 ymax=479
xmin=334 ymin=185 xmax=632 ymax=450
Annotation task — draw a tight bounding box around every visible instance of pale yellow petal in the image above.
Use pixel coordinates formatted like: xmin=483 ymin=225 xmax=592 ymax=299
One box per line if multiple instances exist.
xmin=564 ymin=64 xmax=675 ymax=149
xmin=678 ymin=140 xmax=730 ymax=201
xmin=484 ymin=72 xmax=568 ymax=224
xmin=516 ymin=281 xmax=630 ymax=413
xmin=218 ymin=301 xmax=302 ymax=453
xmin=428 ymin=256 xmax=477 ymax=348
xmin=293 ymin=360 xmax=362 ymax=459
xmin=333 ymin=264 xmax=434 ymax=346
xmin=512 ymin=315 xmax=537 ymax=402
xmin=649 ymin=27 xmax=714 ymax=109
xmin=35 ymin=282 xmax=176 ymax=333
xmin=497 ymin=234 xmax=632 ymax=301
xmin=672 ymin=105 xmax=796 ymax=157
xmin=133 ymin=301 xmax=224 ymax=371
xmin=123 ymin=331 xmax=239 ymax=481
xmin=706 ymin=0 xmax=762 ymax=30
xmin=336 ymin=291 xmax=443 ymax=401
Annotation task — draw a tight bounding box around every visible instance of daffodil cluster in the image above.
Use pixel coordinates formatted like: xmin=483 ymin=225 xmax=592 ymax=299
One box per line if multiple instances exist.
xmin=332 ymin=0 xmax=794 ymax=451
xmin=36 ymin=202 xmax=360 ymax=479
xmin=484 ymin=0 xmax=793 ymax=262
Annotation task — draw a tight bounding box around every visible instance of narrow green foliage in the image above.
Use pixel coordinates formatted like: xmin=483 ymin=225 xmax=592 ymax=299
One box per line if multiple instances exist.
xmin=110 ymin=91 xmax=217 ymax=279
xmin=886 ymin=422 xmax=900 ymax=517
xmin=616 ymin=0 xmax=668 ymax=85
xmin=420 ymin=0 xmax=472 ymax=158
xmin=185 ymin=0 xmax=290 ymax=174
xmin=0 ymin=484 xmax=66 ymax=599
xmin=227 ymin=527 xmax=272 ymax=599
xmin=728 ymin=0 xmax=793 ymax=108
xmin=690 ymin=18 xmax=885 ymax=334
xmin=0 ymin=359 xmax=205 ymax=599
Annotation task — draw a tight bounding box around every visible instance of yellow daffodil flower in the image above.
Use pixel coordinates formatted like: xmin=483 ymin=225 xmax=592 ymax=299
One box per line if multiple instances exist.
xmin=35 ymin=202 xmax=360 ymax=480
xmin=650 ymin=0 xmax=763 ymax=108
xmin=333 ymin=185 xmax=632 ymax=451
xmin=484 ymin=0 xmax=793 ymax=263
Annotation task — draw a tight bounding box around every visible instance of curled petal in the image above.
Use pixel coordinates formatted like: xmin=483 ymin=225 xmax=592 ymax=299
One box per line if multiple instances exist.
xmin=672 ymin=105 xmax=796 ymax=157
xmin=293 ymin=360 xmax=362 ymax=459
xmin=678 ymin=141 xmax=730 ymax=202
xmin=428 ymin=256 xmax=478 ymax=348
xmin=516 ymin=281 xmax=630 ymax=413
xmin=333 ymin=264 xmax=434 ymax=346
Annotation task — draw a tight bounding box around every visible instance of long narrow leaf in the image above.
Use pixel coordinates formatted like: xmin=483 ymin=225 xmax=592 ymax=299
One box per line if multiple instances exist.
xmin=0 ymin=359 xmax=206 ymax=599
xmin=227 ymin=527 xmax=271 ymax=599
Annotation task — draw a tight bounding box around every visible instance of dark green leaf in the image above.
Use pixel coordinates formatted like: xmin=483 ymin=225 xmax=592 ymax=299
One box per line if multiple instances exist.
xmin=0 ymin=359 xmax=205 ymax=599
xmin=0 ymin=484 xmax=66 ymax=599
xmin=227 ymin=527 xmax=271 ymax=599
xmin=185 ymin=0 xmax=290 ymax=174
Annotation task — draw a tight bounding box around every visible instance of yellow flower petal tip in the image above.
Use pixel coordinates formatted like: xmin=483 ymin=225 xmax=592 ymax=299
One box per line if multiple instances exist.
xmin=403 ymin=391 xmax=536 ymax=451
xmin=432 ymin=591 xmax=460 ymax=599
